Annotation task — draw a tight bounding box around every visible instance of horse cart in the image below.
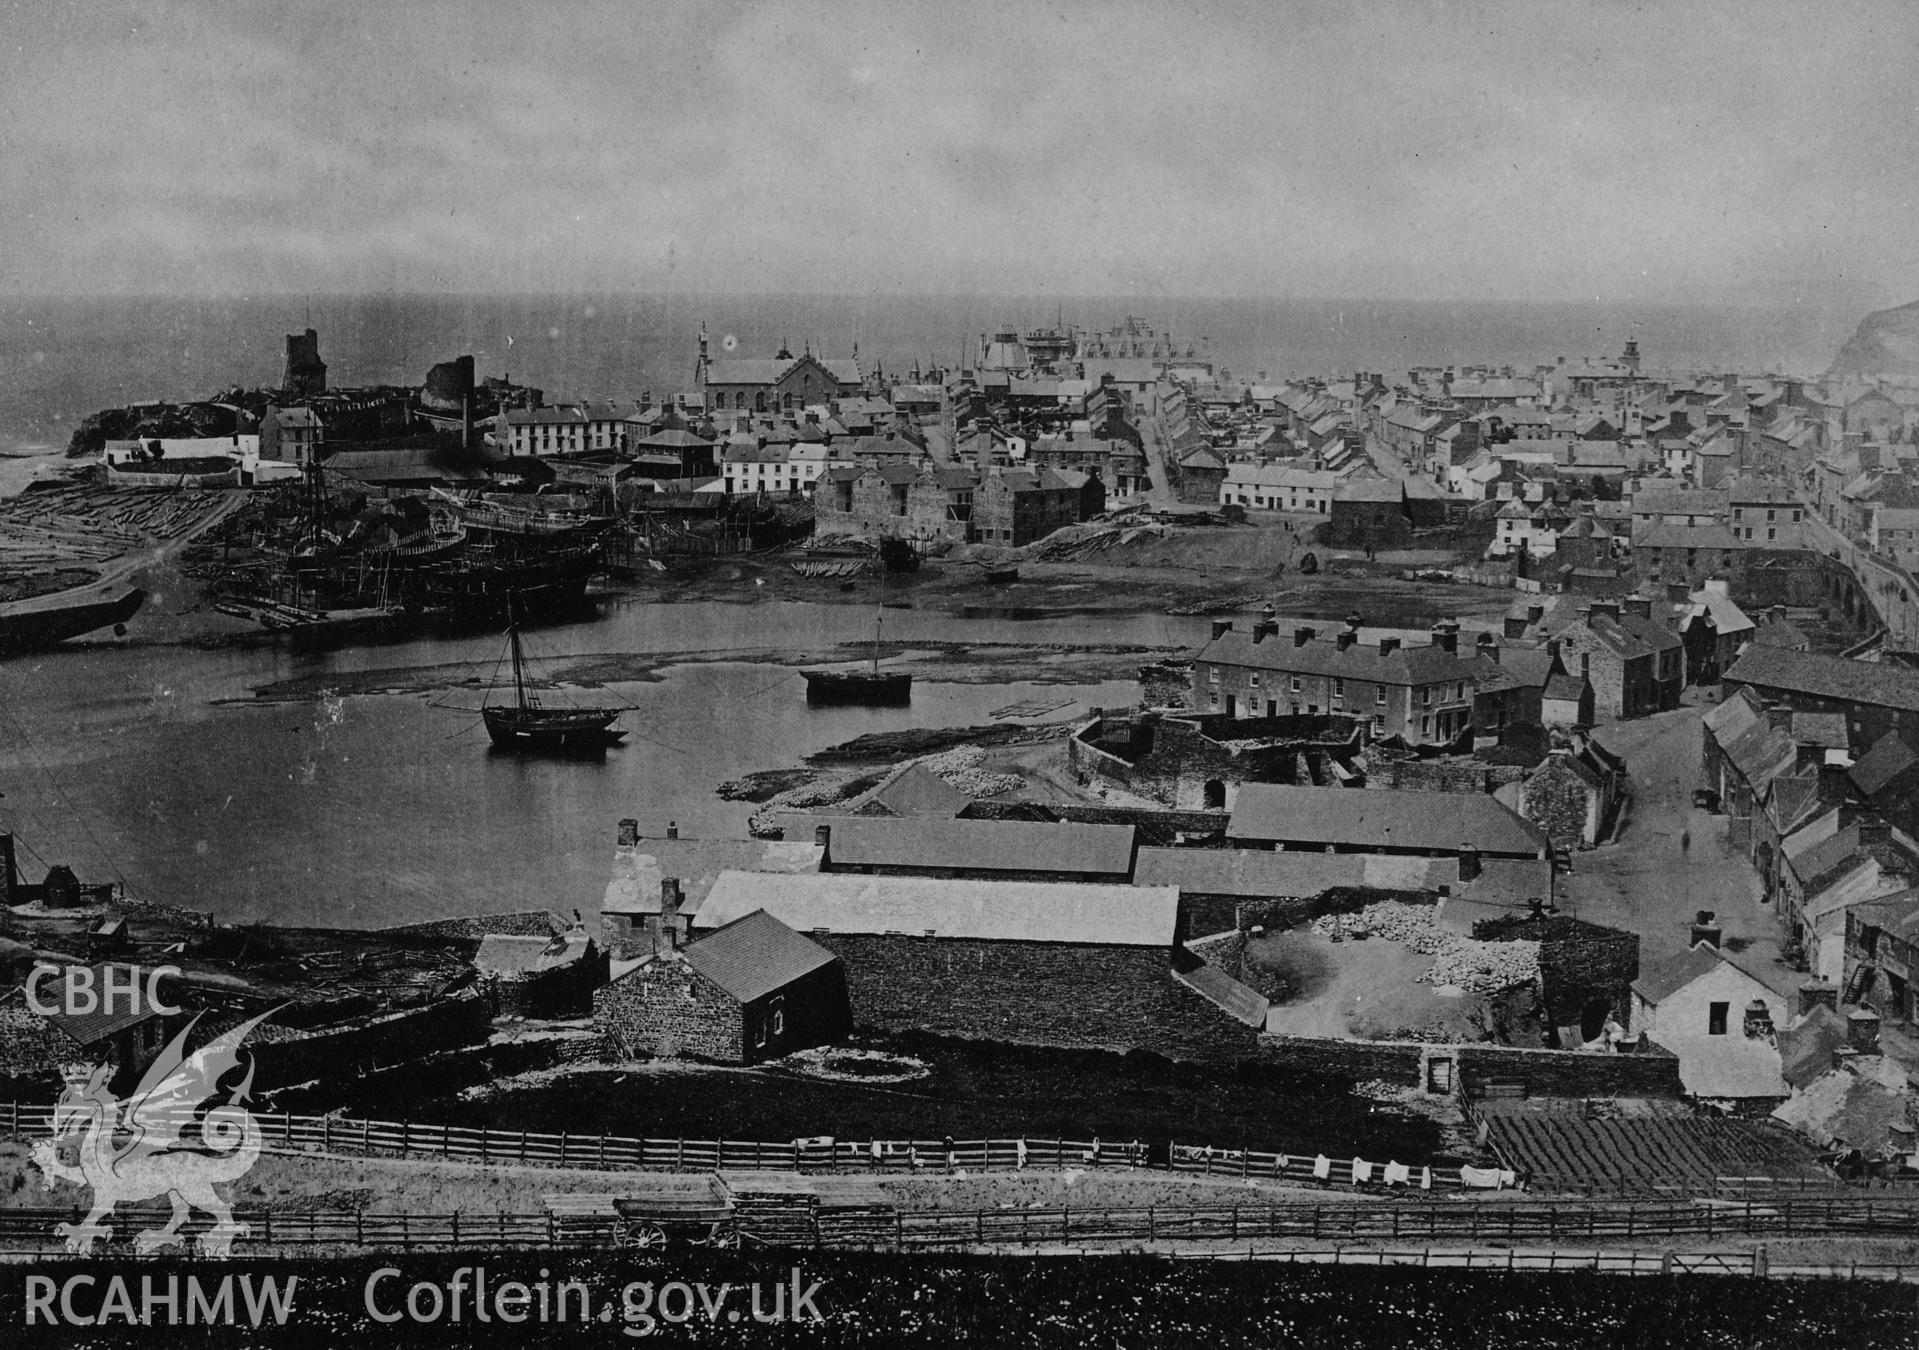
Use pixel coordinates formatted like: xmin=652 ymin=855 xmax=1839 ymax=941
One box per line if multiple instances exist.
xmin=542 ymin=1179 xmax=739 ymax=1250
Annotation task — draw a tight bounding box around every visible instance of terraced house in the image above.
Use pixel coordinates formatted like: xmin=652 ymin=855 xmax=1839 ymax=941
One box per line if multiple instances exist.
xmin=1193 ymin=615 xmax=1488 ymax=746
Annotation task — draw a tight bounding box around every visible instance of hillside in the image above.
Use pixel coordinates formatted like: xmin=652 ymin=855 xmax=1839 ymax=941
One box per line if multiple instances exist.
xmin=1829 ymin=298 xmax=1919 ymax=376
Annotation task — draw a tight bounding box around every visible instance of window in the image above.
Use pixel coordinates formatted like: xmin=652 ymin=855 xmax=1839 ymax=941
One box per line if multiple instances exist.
xmin=1375 ymin=686 xmax=1385 ymax=706
xmin=1207 ymin=667 xmax=1219 ymax=685
xmin=1333 ymin=678 xmax=1345 ymax=698
xmin=1290 ymin=676 xmax=1302 ymax=693
xmin=1767 ymin=508 xmax=1776 ymax=523
xmin=1250 ymin=674 xmax=1261 ymax=688
xmin=1421 ymin=687 xmax=1432 ymax=704
xmin=770 ymin=997 xmax=786 ymax=1038
xmin=1767 ymin=528 xmax=1776 ymax=541
xmin=1708 ymin=1001 xmax=1728 ymax=1036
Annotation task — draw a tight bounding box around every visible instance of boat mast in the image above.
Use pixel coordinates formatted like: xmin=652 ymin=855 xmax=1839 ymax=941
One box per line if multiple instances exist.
xmin=507 ymin=595 xmax=529 ymax=711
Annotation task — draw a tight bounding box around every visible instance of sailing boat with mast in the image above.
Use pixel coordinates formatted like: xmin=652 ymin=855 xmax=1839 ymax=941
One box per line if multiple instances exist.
xmin=802 ymin=605 xmax=912 ymax=705
xmin=482 ymin=600 xmax=628 ymax=750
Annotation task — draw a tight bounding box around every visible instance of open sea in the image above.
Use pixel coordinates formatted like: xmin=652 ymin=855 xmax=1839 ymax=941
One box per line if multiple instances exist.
xmin=0 ymin=292 xmax=1864 ymax=456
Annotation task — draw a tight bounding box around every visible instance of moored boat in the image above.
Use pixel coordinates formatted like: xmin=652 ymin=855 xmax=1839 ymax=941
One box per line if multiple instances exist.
xmin=802 ymin=605 xmax=912 ymax=706
xmin=802 ymin=669 xmax=913 ymax=705
xmin=0 ymin=587 xmax=144 ymax=656
xmin=482 ymin=605 xmax=627 ymax=751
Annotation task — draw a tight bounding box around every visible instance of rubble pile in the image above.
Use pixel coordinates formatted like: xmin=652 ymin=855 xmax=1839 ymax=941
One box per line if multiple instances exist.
xmin=918 ymin=745 xmax=1022 ymax=798
xmin=1311 ymin=901 xmax=1540 ymax=994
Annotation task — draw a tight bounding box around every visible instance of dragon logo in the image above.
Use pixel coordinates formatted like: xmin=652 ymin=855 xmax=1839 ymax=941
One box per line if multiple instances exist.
xmin=30 ymin=1009 xmax=273 ymax=1256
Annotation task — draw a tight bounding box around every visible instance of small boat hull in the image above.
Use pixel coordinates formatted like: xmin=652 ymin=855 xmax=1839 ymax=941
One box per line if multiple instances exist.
xmin=482 ymin=706 xmax=626 ymax=751
xmin=0 ymin=588 xmax=145 ymax=656
xmin=803 ymin=670 xmax=913 ymax=706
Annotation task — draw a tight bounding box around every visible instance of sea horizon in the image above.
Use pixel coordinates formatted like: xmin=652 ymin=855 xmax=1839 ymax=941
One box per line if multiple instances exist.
xmin=0 ymin=290 xmax=1869 ymax=454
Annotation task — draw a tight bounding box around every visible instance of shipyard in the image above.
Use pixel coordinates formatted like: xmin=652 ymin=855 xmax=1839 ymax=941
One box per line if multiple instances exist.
xmin=6 ymin=4 xmax=1919 ymax=1347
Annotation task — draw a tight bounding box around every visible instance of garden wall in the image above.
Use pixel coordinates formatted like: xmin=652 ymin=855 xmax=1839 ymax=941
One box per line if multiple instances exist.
xmin=810 ymin=933 xmax=1265 ymax=1063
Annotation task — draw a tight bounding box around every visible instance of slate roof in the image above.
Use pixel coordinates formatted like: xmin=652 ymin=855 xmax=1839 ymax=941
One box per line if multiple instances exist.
xmin=1631 ymin=944 xmax=1774 ymax=1004
xmin=1793 ymin=712 xmax=1850 ymax=751
xmin=842 ymin=762 xmax=972 ymax=819
xmin=1778 ymin=1005 xmax=1850 ymax=1090
xmin=1851 ymin=732 xmax=1919 ymax=796
xmin=1751 ymin=614 xmax=1810 ymax=649
xmin=807 ymin=817 xmax=1136 ymax=876
xmin=474 ymin=930 xmax=592 ymax=978
xmin=1725 ymin=647 xmax=1919 ymax=714
xmin=600 ymin=836 xmax=824 ymax=917
xmin=680 ymin=909 xmax=839 ymax=1005
xmin=695 ymin=872 xmax=1180 ymax=947
xmin=1226 ymin=785 xmax=1549 ymax=856
xmin=1334 ymin=477 xmax=1404 ymax=503
xmin=1634 ymin=523 xmax=1745 ymax=550
xmin=32 ymin=964 xmax=170 ymax=1045
xmin=706 ymin=356 xmax=861 ymax=386
xmin=1133 ymin=848 xmax=1458 ymax=897
xmin=1198 ymin=628 xmax=1488 ymax=686
xmin=1172 ymin=963 xmax=1269 ymax=1027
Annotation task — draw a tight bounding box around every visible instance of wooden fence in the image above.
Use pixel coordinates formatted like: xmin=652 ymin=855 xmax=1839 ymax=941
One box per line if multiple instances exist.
xmin=8 ymin=1102 xmax=1884 ymax=1199
xmin=3 ymin=1195 xmax=1918 ymax=1258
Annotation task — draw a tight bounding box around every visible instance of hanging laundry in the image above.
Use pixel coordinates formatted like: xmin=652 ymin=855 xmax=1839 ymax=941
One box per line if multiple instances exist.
xmin=1419 ymin=1166 xmax=1432 ymax=1191
xmin=1313 ymin=1154 xmax=1332 ymax=1180
xmin=1383 ymin=1161 xmax=1411 ymax=1186
xmin=1499 ymin=1169 xmax=1518 ymax=1189
xmin=1459 ymin=1165 xmax=1504 ymax=1189
xmin=1351 ymin=1158 xmax=1373 ymax=1184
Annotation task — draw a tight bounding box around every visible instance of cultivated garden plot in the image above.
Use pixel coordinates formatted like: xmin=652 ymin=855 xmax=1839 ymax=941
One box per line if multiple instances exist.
xmin=1484 ymin=1115 xmax=1829 ymax=1192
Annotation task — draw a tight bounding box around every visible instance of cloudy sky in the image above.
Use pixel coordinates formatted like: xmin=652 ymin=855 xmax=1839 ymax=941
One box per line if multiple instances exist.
xmin=2 ymin=0 xmax=1915 ymax=304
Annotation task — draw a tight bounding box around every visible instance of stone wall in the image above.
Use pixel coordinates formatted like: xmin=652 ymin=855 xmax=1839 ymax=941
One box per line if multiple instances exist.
xmin=248 ymin=994 xmax=494 ymax=1092
xmin=808 ymin=933 xmax=1264 ymax=1061
xmin=1518 ymin=756 xmax=1599 ymax=849
xmin=382 ymin=910 xmax=561 ymax=941
xmin=1455 ymin=1041 xmax=1681 ymax=1097
xmin=1251 ymin=1034 xmax=1425 ymax=1086
xmin=594 ymin=958 xmax=742 ymax=1063
xmin=962 ymin=799 xmax=1228 ymax=846
xmin=1235 ymin=887 xmax=1441 ymax=935
xmin=1370 ymin=757 xmax=1496 ymax=794
xmin=1067 ymin=711 xmax=1362 ymax=810
xmin=1472 ymin=915 xmax=1640 ymax=1036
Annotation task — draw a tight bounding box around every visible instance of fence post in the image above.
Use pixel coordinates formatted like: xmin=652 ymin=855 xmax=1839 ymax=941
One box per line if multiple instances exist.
xmin=452 ymin=1212 xmax=460 ymax=1246
xmin=356 ymin=1211 xmax=364 ymax=1246
xmin=677 ymin=1139 xmax=685 ymax=1171
xmin=600 ymin=1134 xmax=608 ymax=1169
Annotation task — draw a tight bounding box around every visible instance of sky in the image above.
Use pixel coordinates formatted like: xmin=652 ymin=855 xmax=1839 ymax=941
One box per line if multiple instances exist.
xmin=2 ymin=0 xmax=1917 ymax=305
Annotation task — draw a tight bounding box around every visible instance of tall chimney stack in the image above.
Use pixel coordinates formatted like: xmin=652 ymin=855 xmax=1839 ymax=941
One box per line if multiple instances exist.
xmin=617 ymin=818 xmax=639 ymax=848
xmin=1689 ymin=910 xmax=1721 ymax=950
xmin=658 ymin=878 xmax=685 ymax=950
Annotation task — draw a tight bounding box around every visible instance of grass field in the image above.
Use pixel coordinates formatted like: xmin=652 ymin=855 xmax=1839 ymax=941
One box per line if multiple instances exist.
xmin=375 ymin=1033 xmax=1449 ymax=1164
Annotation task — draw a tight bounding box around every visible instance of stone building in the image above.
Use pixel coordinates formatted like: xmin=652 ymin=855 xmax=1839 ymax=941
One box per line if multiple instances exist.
xmin=703 ymin=347 xmax=863 ymax=414
xmin=797 ymin=817 xmax=1138 ymax=884
xmin=1516 ymin=734 xmax=1626 ymax=849
xmin=688 ymin=871 xmax=1248 ymax=1059
xmin=1327 ymin=477 xmax=1411 ymax=548
xmin=594 ymin=909 xmax=849 ymax=1065
xmin=281 ymin=328 xmax=327 ymax=397
xmin=1193 ymin=616 xmax=1490 ymax=747
xmin=1724 ymin=646 xmax=1919 ymax=752
xmin=1225 ymin=783 xmax=1552 ymax=860
xmin=597 ymin=821 xmax=823 ymax=961
xmin=472 ymin=921 xmax=604 ymax=1017
xmin=1067 ymin=708 xmax=1364 ymax=811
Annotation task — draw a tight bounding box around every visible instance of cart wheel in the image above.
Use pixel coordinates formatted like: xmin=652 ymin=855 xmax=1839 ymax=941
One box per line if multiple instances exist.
xmin=621 ymin=1224 xmax=668 ymax=1250
xmin=707 ymin=1226 xmax=741 ymax=1250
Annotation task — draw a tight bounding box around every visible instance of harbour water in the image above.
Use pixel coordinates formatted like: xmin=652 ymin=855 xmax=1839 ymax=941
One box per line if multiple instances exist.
xmin=0 ymin=601 xmax=1176 ymax=928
